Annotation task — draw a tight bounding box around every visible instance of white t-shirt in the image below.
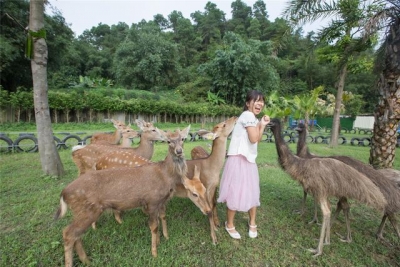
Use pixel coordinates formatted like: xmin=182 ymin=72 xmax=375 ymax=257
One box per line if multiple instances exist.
xmin=227 ymin=110 xmax=259 ymax=163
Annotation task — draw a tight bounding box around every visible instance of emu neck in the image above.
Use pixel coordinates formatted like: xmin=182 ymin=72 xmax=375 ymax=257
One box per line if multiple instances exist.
xmin=296 ymin=130 xmax=312 ymax=158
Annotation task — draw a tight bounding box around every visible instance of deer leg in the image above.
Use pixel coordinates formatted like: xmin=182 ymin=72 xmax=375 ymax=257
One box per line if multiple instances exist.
xmin=308 ymin=199 xmax=330 ymax=257
xmin=75 ymin=239 xmax=90 ymax=265
xmin=63 ymin=217 xmax=95 ymax=267
xmin=148 ymin=214 xmax=159 ymax=257
xmin=159 ymin=203 xmax=169 ymax=240
xmin=113 ymin=209 xmax=123 ymax=224
xmin=207 ymin=212 xmax=217 ymax=245
xmin=210 ymin=188 xmax=220 ymax=228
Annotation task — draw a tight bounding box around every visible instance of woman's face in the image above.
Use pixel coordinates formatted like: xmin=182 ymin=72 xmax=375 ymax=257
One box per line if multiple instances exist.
xmin=246 ymin=98 xmax=265 ymax=115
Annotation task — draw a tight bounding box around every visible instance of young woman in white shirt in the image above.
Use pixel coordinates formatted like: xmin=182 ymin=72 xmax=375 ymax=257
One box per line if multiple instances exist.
xmin=217 ymin=90 xmax=270 ymax=239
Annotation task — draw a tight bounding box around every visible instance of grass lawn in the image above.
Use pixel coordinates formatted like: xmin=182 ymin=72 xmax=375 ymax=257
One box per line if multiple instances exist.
xmin=0 ymin=124 xmax=399 ymax=266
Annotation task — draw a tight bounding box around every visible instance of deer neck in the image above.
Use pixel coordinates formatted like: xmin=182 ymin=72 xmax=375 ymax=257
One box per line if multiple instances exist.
xmin=113 ymin=129 xmax=122 ymax=143
xmin=207 ymin=137 xmax=227 ymax=166
xmin=135 ymin=138 xmax=154 ymax=159
xmin=120 ymin=138 xmax=133 ymax=147
xmin=162 ymin=153 xmax=188 ymax=186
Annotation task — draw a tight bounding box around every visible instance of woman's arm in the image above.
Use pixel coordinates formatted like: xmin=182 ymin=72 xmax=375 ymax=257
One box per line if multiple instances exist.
xmin=247 ymin=115 xmax=270 ymax=143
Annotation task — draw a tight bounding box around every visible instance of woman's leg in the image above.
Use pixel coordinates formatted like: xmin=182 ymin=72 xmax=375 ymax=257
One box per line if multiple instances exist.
xmin=226 ymin=208 xmax=238 ymax=233
xmin=248 ymin=206 xmax=257 ymax=232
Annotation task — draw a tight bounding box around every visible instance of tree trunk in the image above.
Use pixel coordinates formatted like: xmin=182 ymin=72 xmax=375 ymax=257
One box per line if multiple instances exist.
xmin=369 ymin=25 xmax=400 ymax=168
xmin=30 ymin=0 xmax=64 ymax=176
xmin=330 ymin=64 xmax=348 ymax=147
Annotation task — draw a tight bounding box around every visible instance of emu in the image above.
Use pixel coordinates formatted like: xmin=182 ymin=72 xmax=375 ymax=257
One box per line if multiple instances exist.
xmin=268 ymin=118 xmax=387 ymax=256
xmin=295 ymin=122 xmax=400 ymax=242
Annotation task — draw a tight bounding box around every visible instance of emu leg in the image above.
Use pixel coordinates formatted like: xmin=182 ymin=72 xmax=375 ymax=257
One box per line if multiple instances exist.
xmin=377 ymin=213 xmax=400 ymax=241
xmin=308 ymin=197 xmax=319 ymax=224
xmin=294 ymin=191 xmax=307 ymax=215
xmin=387 ymin=213 xmax=400 ymax=239
xmin=331 ymin=198 xmax=344 ymax=224
xmin=376 ymin=214 xmax=388 ymax=240
xmin=308 ymin=199 xmax=330 ymax=257
xmin=337 ymin=198 xmax=352 ymax=243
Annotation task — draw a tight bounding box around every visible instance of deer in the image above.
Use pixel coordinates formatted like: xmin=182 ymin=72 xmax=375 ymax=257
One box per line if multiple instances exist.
xmin=72 ymin=120 xmax=164 ymax=175
xmin=54 ymin=126 xmax=211 ymax=267
xmin=91 ymin=117 xmax=237 ymax=245
xmin=90 ymin=119 xmax=127 ymax=145
xmin=178 ymin=116 xmax=237 ymax=244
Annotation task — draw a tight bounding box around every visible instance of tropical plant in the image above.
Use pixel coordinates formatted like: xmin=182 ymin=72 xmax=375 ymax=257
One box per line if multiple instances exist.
xmin=283 ymin=0 xmax=381 ymax=147
xmin=366 ymin=0 xmax=400 ymax=168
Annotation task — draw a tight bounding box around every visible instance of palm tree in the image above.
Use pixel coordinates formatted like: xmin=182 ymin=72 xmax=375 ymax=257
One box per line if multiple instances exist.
xmin=283 ymin=0 xmax=381 ymax=147
xmin=366 ymin=0 xmax=400 ymax=168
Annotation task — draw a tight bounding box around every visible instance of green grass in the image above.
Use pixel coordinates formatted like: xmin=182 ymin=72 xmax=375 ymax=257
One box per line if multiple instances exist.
xmin=0 ymin=133 xmax=399 ymax=266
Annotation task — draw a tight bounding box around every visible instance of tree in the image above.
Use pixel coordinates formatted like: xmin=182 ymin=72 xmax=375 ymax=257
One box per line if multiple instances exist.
xmin=29 ymin=0 xmax=64 ymax=176
xmin=284 ymin=0 xmax=379 ymax=147
xmin=368 ymin=0 xmax=400 ymax=168
xmin=199 ymin=32 xmax=279 ymax=106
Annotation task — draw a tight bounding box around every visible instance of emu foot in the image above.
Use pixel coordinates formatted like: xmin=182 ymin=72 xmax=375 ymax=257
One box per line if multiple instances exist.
xmin=308 ymin=217 xmax=320 ymax=225
xmin=335 ymin=232 xmax=352 ymax=243
xmin=376 ymin=235 xmax=394 ymax=247
xmin=293 ymin=209 xmax=304 ymax=215
xmin=307 ymin=248 xmax=322 ymax=257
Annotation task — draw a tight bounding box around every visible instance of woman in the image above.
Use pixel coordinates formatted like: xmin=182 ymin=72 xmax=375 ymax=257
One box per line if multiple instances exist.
xmin=217 ymin=90 xmax=270 ymax=239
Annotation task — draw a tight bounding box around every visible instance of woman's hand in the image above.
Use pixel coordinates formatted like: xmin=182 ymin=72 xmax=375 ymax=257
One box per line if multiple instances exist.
xmin=260 ymin=115 xmax=270 ymax=126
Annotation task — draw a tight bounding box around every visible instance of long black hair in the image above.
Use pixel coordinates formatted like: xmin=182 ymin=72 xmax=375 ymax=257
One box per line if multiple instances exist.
xmin=243 ymin=90 xmax=265 ymax=111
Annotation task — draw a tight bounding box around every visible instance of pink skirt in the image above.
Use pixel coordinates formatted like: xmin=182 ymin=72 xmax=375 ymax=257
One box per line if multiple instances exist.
xmin=217 ymin=155 xmax=260 ymax=212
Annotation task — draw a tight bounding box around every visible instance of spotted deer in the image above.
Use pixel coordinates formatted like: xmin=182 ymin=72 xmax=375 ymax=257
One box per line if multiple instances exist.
xmin=72 ymin=120 xmax=164 ymax=175
xmin=55 ymin=126 xmax=211 ymax=266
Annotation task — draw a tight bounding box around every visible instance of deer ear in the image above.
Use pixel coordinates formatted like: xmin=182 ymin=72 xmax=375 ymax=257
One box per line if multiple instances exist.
xmin=135 ymin=119 xmax=144 ymax=129
xmin=181 ymin=125 xmax=191 ymax=139
xmin=202 ymin=132 xmax=217 ymax=140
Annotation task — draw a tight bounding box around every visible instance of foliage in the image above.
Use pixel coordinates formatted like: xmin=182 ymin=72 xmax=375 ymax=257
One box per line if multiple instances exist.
xmin=199 ymin=32 xmax=280 ymax=106
xmin=0 ymin=0 xmax=390 ymax=118
xmin=69 ymin=75 xmax=113 ymax=88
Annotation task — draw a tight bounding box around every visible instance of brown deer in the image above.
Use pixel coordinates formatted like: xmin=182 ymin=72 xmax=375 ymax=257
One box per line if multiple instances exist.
xmin=178 ymin=116 xmax=237 ymax=244
xmin=55 ymin=126 xmax=211 ymax=266
xmin=91 ymin=117 xmax=237 ymax=245
xmin=72 ymin=120 xmax=164 ymax=175
xmin=90 ymin=119 xmax=127 ymax=144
